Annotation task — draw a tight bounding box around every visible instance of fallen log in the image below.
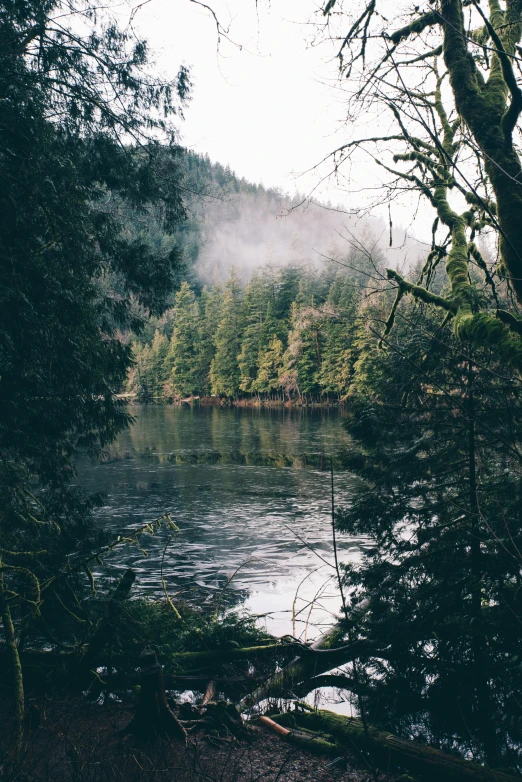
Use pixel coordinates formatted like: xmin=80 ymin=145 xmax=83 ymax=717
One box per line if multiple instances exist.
xmin=239 ymin=628 xmax=338 ymax=710
xmin=259 ymin=715 xmax=338 ymax=757
xmin=167 ymin=675 xmax=259 ymax=685
xmin=293 ymin=674 xmax=357 ymax=698
xmin=169 ymin=642 xmax=297 ymax=669
xmin=273 ymin=710 xmax=521 ymax=782
xmin=239 ymin=630 xmax=381 ymax=710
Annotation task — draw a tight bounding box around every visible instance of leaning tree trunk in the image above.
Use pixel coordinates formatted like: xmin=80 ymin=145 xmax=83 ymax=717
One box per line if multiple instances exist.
xmin=0 ymin=558 xmax=24 ymax=767
xmin=238 ymin=628 xmax=378 ymax=710
xmin=442 ymin=0 xmax=522 ymax=303
xmin=123 ymin=650 xmax=186 ymax=742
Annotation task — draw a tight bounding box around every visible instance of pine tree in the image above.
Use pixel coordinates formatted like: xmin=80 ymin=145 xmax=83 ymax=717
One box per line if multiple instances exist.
xmin=210 ymin=271 xmax=245 ymax=397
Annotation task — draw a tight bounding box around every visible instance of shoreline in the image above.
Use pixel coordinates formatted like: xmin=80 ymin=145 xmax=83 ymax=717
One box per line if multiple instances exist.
xmin=117 ymin=393 xmax=346 ymax=409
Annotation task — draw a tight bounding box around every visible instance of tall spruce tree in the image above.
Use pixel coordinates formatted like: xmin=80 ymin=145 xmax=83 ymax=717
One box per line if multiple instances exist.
xmin=281 ymin=299 xmax=323 ymax=400
xmin=195 ymin=285 xmax=222 ymax=395
xmin=210 ymin=271 xmax=244 ymax=397
xmin=238 ymin=274 xmax=270 ymax=393
xmin=317 ymin=276 xmax=358 ymax=399
xmin=253 ymin=337 xmax=284 ymax=396
xmin=167 ymin=282 xmax=200 ymax=397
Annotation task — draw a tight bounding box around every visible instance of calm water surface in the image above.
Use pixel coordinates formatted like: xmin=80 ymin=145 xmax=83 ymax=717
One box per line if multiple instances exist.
xmin=77 ymin=405 xmax=366 ymax=644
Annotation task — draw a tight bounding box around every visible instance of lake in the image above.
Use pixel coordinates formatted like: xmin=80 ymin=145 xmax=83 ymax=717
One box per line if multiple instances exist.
xmin=76 ymin=405 xmax=366 ymax=644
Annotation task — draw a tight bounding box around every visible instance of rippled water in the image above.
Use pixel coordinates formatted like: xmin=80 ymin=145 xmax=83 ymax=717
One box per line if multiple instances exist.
xmin=76 ymin=405 xmax=366 ymax=644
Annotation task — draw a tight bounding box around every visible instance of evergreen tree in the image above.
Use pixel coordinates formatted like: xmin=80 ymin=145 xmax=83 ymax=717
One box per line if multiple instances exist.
xmin=150 ymin=331 xmax=170 ymax=396
xmin=317 ymin=276 xmax=358 ymax=399
xmin=265 ymin=265 xmax=302 ymax=325
xmin=195 ymin=285 xmax=222 ymax=395
xmin=0 ymin=0 xmax=188 ymax=746
xmin=133 ymin=331 xmax=169 ymax=398
xmin=0 ymin=1 xmax=188 ymax=568
xmin=281 ymin=301 xmax=323 ymax=400
xmin=253 ymin=337 xmax=284 ymax=396
xmin=238 ymin=274 xmax=269 ymax=392
xmin=167 ymin=282 xmax=200 ymax=397
xmin=210 ymin=271 xmax=245 ymax=397
xmin=336 ymin=302 xmax=522 ymax=766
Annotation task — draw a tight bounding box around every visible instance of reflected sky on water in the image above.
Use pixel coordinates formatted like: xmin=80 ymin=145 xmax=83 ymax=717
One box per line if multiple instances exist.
xmin=76 ymin=405 xmax=367 ymax=646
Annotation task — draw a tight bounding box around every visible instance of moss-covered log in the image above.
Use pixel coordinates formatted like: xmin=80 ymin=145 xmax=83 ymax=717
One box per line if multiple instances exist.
xmin=0 ymin=643 xmax=297 ymax=692
xmin=169 ymin=642 xmax=298 ymax=670
xmin=273 ymin=710 xmax=521 ymax=782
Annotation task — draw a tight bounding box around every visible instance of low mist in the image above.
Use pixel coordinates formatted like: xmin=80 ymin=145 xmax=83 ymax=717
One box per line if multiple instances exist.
xmin=191 ymin=187 xmax=427 ymax=284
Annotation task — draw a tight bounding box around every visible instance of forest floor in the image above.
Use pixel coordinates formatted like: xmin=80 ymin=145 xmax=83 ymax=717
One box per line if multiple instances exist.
xmin=1 ymin=696 xmax=403 ymax=782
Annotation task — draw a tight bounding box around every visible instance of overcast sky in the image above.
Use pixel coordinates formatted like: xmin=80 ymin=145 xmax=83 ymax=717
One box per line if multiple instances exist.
xmin=119 ymin=1 xmax=432 ymax=243
xmin=128 ymin=2 xmax=349 ymax=193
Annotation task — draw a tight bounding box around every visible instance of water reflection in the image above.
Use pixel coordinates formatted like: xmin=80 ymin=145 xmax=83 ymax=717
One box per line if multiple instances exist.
xmin=76 ymin=405 xmax=367 ymax=640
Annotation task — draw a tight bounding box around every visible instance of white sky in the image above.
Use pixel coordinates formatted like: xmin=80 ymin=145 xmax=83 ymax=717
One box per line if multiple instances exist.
xmin=128 ymin=2 xmax=349 ymax=196
xmin=118 ymin=0 xmax=433 ymax=242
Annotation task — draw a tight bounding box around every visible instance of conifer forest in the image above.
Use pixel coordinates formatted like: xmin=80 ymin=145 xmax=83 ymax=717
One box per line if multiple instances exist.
xmin=3 ymin=2 xmax=522 ymax=781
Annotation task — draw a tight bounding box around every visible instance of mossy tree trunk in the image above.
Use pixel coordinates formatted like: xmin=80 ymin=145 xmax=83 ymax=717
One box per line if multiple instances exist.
xmin=0 ymin=560 xmax=24 ymax=765
xmin=442 ymin=0 xmax=522 ymax=302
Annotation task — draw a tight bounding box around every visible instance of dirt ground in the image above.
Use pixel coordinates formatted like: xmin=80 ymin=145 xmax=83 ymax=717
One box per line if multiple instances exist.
xmin=0 ymin=697 xmax=403 ymax=782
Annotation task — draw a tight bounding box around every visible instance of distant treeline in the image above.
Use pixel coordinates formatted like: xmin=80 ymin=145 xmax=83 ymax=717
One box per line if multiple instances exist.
xmin=127 ymin=258 xmax=377 ymax=403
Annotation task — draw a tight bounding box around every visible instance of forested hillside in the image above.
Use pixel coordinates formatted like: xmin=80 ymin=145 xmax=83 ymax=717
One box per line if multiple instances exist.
xmin=162 ymin=150 xmax=422 ymax=286
xmin=127 ymin=153 xmax=412 ymax=404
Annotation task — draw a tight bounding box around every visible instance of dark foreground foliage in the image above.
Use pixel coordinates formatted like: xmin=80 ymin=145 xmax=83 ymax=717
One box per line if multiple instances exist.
xmin=336 ymin=302 xmax=522 ymax=770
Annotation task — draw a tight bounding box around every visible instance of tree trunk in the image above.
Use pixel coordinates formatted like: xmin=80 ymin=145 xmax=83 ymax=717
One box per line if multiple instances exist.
xmin=0 ymin=561 xmax=24 ymax=765
xmin=442 ymin=0 xmax=522 ymax=302
xmin=238 ymin=629 xmax=378 ymax=710
xmin=273 ymin=710 xmax=520 ymax=782
xmin=170 ymin=642 xmax=298 ymax=670
xmin=123 ymin=650 xmax=186 ymax=742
